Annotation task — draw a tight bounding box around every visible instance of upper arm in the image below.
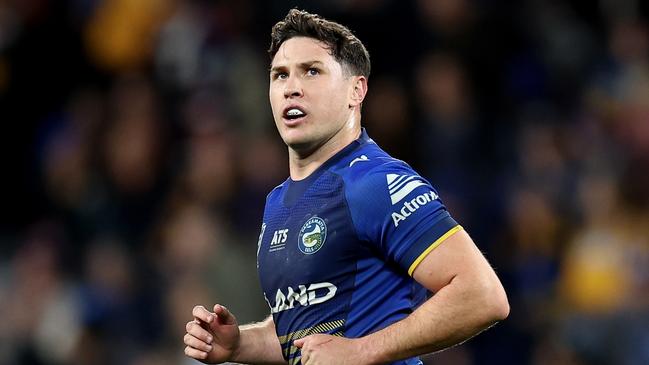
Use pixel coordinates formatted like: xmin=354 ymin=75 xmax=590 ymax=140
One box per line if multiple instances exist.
xmin=412 ymin=229 xmax=504 ymax=295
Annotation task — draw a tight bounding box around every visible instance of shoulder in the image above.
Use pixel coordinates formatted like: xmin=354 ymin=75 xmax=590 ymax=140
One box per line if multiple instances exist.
xmin=332 ymin=144 xmax=426 ymax=208
xmin=265 ymin=180 xmax=287 ymax=202
xmin=333 ymin=140 xmax=416 ymax=178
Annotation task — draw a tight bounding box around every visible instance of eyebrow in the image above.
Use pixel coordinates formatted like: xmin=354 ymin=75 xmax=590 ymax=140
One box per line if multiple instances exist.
xmin=270 ymin=60 xmax=325 ymax=73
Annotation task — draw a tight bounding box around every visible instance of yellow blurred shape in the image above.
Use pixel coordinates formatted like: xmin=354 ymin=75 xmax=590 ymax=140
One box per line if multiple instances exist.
xmin=560 ymin=230 xmax=631 ymax=313
xmin=84 ymin=0 xmax=174 ymax=71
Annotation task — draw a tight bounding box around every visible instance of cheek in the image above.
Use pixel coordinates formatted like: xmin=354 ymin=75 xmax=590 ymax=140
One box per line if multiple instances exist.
xmin=269 ymin=88 xmax=282 ymax=114
xmin=316 ymin=83 xmax=346 ymax=108
xmin=323 ymin=90 xmax=349 ymax=115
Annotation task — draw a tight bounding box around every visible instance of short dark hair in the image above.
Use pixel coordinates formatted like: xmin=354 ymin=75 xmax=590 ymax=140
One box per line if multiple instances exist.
xmin=269 ymin=9 xmax=371 ymax=78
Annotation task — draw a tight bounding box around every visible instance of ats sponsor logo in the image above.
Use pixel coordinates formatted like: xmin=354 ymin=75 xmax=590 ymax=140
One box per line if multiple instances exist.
xmin=269 ymin=229 xmax=289 ymax=252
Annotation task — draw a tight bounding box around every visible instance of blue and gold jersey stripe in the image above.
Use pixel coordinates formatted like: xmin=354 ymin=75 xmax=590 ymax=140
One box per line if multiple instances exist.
xmin=278 ymin=319 xmax=346 ymax=363
xmin=407 ymin=225 xmax=463 ymax=276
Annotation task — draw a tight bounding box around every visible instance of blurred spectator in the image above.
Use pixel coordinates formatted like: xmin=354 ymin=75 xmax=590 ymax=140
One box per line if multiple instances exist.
xmin=558 ymin=173 xmax=649 ymax=364
xmin=75 ymin=237 xmax=142 ymax=364
xmin=413 ymin=51 xmax=482 ymax=227
xmin=0 ymin=223 xmax=81 ymax=364
xmin=96 ymin=74 xmax=169 ymax=242
xmin=231 ymin=131 xmax=286 ymax=231
xmin=363 ymin=75 xmax=413 ymax=160
xmin=103 ymin=74 xmax=165 ymax=194
xmin=177 ymin=118 xmax=236 ymax=208
xmin=150 ymin=193 xmax=267 ymax=316
xmin=416 ymin=0 xmax=474 ymax=36
xmin=155 ymin=0 xmax=211 ymax=90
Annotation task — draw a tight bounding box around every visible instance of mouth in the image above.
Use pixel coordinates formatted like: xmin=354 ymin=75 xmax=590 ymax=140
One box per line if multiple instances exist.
xmin=282 ymin=106 xmax=307 ymax=125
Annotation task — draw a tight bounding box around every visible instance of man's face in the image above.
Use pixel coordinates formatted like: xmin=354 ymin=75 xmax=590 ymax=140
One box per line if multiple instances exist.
xmin=269 ymin=37 xmax=356 ymax=154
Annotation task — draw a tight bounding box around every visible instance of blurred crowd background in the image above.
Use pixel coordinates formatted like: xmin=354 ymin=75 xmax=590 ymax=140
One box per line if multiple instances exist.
xmin=1 ymin=0 xmax=648 ymax=364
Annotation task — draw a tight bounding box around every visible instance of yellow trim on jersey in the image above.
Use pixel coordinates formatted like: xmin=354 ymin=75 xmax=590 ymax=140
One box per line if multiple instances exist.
xmin=285 ymin=331 xmax=343 ymax=357
xmin=277 ymin=319 xmax=345 ymax=344
xmin=280 ymin=323 xmax=345 ymax=364
xmin=407 ymin=225 xmax=463 ymax=276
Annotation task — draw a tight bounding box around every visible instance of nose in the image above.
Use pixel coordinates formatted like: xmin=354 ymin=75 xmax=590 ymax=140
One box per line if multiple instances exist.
xmin=284 ymin=74 xmax=303 ymax=98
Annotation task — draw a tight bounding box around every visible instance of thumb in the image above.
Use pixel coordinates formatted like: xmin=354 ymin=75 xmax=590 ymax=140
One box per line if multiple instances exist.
xmin=213 ymin=304 xmax=236 ymax=325
xmin=293 ymin=338 xmax=305 ymax=348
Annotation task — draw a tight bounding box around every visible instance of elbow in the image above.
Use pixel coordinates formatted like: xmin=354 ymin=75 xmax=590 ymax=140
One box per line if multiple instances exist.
xmin=492 ymin=285 xmax=510 ymax=321
xmin=485 ymin=280 xmax=510 ymax=322
xmin=474 ymin=276 xmax=509 ymax=324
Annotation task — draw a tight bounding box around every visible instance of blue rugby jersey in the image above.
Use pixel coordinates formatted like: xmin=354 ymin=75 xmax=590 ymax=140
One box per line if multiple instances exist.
xmin=256 ymin=129 xmax=462 ymax=365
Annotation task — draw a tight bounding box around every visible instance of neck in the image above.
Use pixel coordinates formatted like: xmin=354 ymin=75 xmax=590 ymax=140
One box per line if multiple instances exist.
xmin=288 ymin=119 xmax=361 ymax=181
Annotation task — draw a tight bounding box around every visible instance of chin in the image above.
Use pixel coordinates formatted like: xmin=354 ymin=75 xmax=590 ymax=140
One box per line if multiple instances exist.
xmin=283 ymin=133 xmax=320 ymax=155
xmin=284 ymin=137 xmax=313 ymax=151
xmin=280 ymin=128 xmax=309 ymax=145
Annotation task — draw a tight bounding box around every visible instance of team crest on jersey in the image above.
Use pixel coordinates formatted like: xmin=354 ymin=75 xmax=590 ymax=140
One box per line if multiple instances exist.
xmin=298 ymin=216 xmax=327 ymax=254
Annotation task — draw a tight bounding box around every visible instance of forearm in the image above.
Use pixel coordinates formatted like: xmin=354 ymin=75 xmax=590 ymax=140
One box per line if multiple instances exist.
xmin=360 ymin=275 xmax=508 ymax=363
xmin=232 ymin=316 xmax=286 ymax=364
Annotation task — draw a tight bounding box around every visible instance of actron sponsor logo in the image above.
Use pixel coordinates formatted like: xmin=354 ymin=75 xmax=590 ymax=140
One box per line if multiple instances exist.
xmin=391 ymin=190 xmax=439 ymax=227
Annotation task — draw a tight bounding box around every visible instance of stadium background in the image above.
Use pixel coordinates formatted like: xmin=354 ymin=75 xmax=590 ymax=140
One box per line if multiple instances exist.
xmin=1 ymin=0 xmax=648 ymax=364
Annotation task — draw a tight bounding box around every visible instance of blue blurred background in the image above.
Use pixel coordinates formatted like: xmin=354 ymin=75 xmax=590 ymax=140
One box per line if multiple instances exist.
xmin=1 ymin=1 xmax=648 ymax=364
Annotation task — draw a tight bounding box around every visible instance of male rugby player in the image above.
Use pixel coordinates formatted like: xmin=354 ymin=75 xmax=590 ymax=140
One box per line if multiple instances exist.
xmin=184 ymin=9 xmax=509 ymax=365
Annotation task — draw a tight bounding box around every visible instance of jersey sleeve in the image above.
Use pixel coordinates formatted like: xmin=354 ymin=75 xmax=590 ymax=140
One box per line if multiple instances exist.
xmin=344 ymin=161 xmax=462 ymax=276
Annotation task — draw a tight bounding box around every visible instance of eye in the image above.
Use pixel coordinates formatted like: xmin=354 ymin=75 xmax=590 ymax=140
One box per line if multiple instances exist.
xmin=306 ymin=68 xmax=320 ymax=76
xmin=272 ymin=72 xmax=288 ymax=80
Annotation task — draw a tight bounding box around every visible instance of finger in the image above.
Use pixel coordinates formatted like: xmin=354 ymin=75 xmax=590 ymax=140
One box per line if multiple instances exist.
xmin=184 ymin=333 xmax=214 ymax=353
xmin=302 ymin=334 xmax=332 ymax=346
xmin=293 ymin=338 xmax=305 ymax=348
xmin=186 ymin=321 xmax=214 ymax=344
xmin=192 ymin=305 xmax=214 ymax=324
xmin=213 ymin=304 xmax=236 ymax=325
xmin=184 ymin=345 xmax=209 ymax=360
xmin=300 ymin=347 xmax=310 ymax=364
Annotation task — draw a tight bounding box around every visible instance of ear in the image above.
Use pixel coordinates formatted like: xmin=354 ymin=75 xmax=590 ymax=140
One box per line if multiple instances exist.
xmin=349 ymin=76 xmax=368 ymax=108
